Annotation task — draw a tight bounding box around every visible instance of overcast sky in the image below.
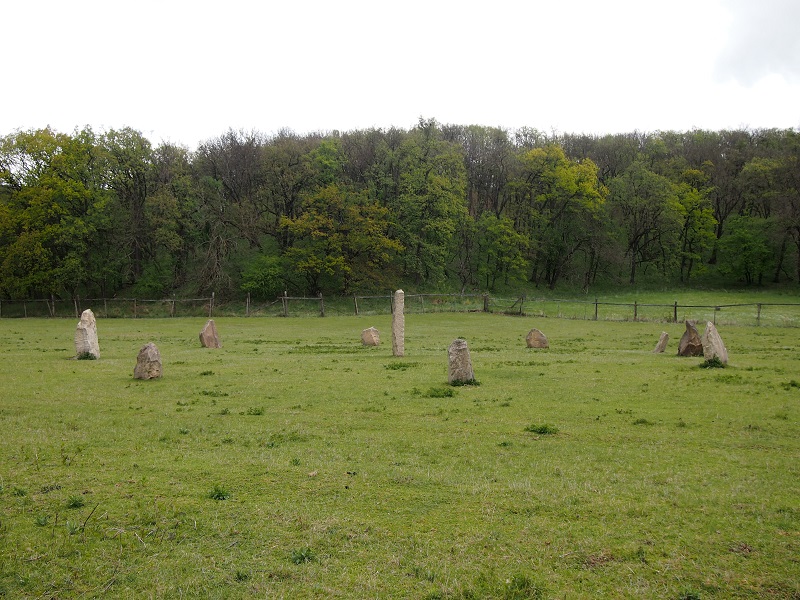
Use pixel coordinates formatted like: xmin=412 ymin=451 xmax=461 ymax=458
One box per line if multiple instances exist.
xmin=3 ymin=0 xmax=799 ymax=149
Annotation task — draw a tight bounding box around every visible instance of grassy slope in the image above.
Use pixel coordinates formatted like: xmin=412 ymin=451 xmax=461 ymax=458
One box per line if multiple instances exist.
xmin=0 ymin=314 xmax=798 ymax=598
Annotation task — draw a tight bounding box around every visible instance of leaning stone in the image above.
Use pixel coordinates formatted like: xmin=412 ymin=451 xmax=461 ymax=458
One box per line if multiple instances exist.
xmin=653 ymin=331 xmax=669 ymax=353
xmin=526 ymin=328 xmax=549 ymax=349
xmin=677 ymin=320 xmax=703 ymax=356
xmin=74 ymin=309 xmax=100 ymax=359
xmin=361 ymin=327 xmax=380 ymax=346
xmin=392 ymin=289 xmax=405 ymax=357
xmin=701 ymin=322 xmax=728 ymax=365
xmin=448 ymin=338 xmax=475 ymax=384
xmin=134 ymin=342 xmax=162 ymax=380
xmin=199 ymin=319 xmax=222 ymax=348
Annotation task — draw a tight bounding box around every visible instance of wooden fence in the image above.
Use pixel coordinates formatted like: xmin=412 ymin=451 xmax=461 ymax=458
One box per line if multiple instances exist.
xmin=1 ymin=292 xmax=799 ymax=327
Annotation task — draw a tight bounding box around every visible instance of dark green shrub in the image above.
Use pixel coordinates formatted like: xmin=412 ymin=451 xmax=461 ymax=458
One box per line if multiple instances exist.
xmin=524 ymin=423 xmax=559 ymax=435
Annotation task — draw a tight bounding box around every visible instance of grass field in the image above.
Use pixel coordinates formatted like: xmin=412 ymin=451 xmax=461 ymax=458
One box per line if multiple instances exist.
xmin=1 ymin=312 xmax=798 ymax=598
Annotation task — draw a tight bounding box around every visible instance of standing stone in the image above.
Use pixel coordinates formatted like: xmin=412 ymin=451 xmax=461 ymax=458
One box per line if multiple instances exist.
xmin=677 ymin=320 xmax=703 ymax=357
xmin=448 ymin=338 xmax=475 ymax=384
xmin=701 ymin=321 xmax=729 ymax=365
xmin=199 ymin=319 xmax=222 ymax=348
xmin=392 ymin=289 xmax=405 ymax=357
xmin=134 ymin=342 xmax=162 ymax=380
xmin=74 ymin=309 xmax=100 ymax=359
xmin=361 ymin=326 xmax=380 ymax=346
xmin=652 ymin=331 xmax=669 ymax=353
xmin=526 ymin=328 xmax=549 ymax=349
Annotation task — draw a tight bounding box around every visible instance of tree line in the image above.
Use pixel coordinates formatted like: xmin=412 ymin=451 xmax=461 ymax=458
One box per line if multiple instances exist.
xmin=1 ymin=119 xmax=799 ymax=301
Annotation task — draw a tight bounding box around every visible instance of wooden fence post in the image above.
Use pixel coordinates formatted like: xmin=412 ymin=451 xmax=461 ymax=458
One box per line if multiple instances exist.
xmin=282 ymin=291 xmax=288 ymax=317
xmin=674 ymin=301 xmax=678 ymax=323
xmin=353 ymin=295 xmax=359 ymax=316
xmin=209 ymin=292 xmax=215 ymax=318
xmin=756 ymin=303 xmax=762 ymax=326
xmin=483 ymin=293 xmax=489 ymax=312
xmin=594 ymin=298 xmax=598 ymax=321
xmin=133 ymin=298 xmax=137 ymax=318
xmin=319 ymin=293 xmax=325 ymax=317
xmin=246 ymin=292 xmax=250 ymax=317
xmin=634 ymin=301 xmax=638 ymax=321
xmin=519 ymin=294 xmax=525 ymax=316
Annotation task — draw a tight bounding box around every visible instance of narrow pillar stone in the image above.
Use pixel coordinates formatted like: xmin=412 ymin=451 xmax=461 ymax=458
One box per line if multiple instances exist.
xmin=199 ymin=319 xmax=222 ymax=348
xmin=392 ymin=289 xmax=405 ymax=357
xmin=74 ymin=308 xmax=100 ymax=359
xmin=652 ymin=331 xmax=669 ymax=353
xmin=448 ymin=338 xmax=475 ymax=384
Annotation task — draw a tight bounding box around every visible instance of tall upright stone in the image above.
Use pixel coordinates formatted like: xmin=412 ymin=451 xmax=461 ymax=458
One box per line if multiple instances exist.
xmin=653 ymin=331 xmax=669 ymax=353
xmin=448 ymin=338 xmax=475 ymax=385
xmin=199 ymin=319 xmax=222 ymax=348
xmin=134 ymin=342 xmax=162 ymax=380
xmin=678 ymin=320 xmax=703 ymax=357
xmin=701 ymin=321 xmax=729 ymax=365
xmin=392 ymin=289 xmax=405 ymax=357
xmin=74 ymin=308 xmax=100 ymax=359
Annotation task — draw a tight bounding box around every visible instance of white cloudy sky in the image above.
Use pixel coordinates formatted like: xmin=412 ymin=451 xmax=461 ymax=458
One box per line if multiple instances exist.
xmin=3 ymin=0 xmax=799 ymax=148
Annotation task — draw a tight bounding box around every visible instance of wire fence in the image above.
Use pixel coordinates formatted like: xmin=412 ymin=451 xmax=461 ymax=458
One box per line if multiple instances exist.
xmin=1 ymin=292 xmax=799 ymax=327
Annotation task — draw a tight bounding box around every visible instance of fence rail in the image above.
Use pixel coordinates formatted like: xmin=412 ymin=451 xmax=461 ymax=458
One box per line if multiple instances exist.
xmin=1 ymin=293 xmax=799 ymax=327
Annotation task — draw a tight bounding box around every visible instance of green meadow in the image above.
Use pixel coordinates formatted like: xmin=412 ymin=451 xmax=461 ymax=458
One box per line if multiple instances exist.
xmin=0 ymin=312 xmax=798 ymax=599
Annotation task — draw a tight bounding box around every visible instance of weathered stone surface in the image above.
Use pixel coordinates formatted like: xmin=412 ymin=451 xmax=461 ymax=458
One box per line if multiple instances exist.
xmin=448 ymin=338 xmax=475 ymax=384
xmin=392 ymin=289 xmax=405 ymax=357
xmin=361 ymin=326 xmax=380 ymax=346
xmin=677 ymin=320 xmax=703 ymax=356
xmin=526 ymin=328 xmax=549 ymax=349
xmin=653 ymin=331 xmax=669 ymax=353
xmin=701 ymin=321 xmax=729 ymax=364
xmin=134 ymin=342 xmax=162 ymax=380
xmin=74 ymin=309 xmax=100 ymax=359
xmin=199 ymin=319 xmax=222 ymax=348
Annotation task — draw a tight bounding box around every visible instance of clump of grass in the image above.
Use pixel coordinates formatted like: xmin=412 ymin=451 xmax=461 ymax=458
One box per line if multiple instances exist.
xmin=426 ymin=387 xmax=456 ymax=398
xmin=385 ymin=362 xmax=419 ymax=371
xmin=34 ymin=515 xmax=49 ymax=526
xmin=700 ymin=356 xmax=725 ymax=369
xmin=201 ymin=390 xmax=229 ymax=397
xmin=66 ymin=520 xmax=81 ymax=535
xmin=66 ymin=495 xmax=85 ymax=509
xmin=199 ymin=370 xmax=214 ymax=376
xmin=12 ymin=486 xmax=27 ymax=497
xmin=208 ymin=484 xmax=230 ymax=500
xmin=450 ymin=378 xmax=480 ymax=387
xmin=780 ymin=380 xmax=800 ymax=390
xmin=633 ymin=418 xmax=655 ymax=426
xmin=524 ymin=423 xmax=559 ymax=435
xmin=291 ymin=547 xmax=315 ymax=564
xmin=75 ymin=351 xmax=97 ymax=360
xmin=246 ymin=406 xmax=264 ymax=416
